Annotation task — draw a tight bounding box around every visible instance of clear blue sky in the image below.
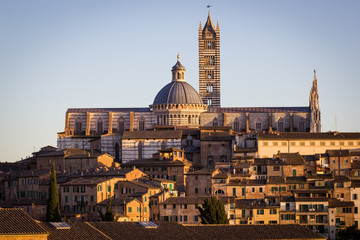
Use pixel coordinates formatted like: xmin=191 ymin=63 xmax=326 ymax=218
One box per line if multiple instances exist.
xmin=1 ymin=0 xmax=359 ymax=162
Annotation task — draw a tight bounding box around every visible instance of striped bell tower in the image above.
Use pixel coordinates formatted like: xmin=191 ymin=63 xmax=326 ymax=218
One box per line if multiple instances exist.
xmin=199 ymin=11 xmax=220 ymax=107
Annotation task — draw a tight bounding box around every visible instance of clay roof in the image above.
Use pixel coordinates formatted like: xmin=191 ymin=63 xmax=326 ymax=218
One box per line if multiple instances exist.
xmin=186 ymin=169 xmax=216 ymax=175
xmin=200 ymin=131 xmax=233 ymax=141
xmin=258 ymin=132 xmax=360 ymax=140
xmin=67 ymin=108 xmax=151 ymax=113
xmin=326 ymin=149 xmax=351 ymax=157
xmin=279 ymin=153 xmax=306 ymax=165
xmin=0 ymin=208 xmax=48 ymax=236
xmin=328 ymin=199 xmax=355 ymax=208
xmin=40 ymin=222 xmax=111 ymax=240
xmin=122 ymin=130 xmax=182 ymax=139
xmin=208 ymin=106 xmax=310 ymax=114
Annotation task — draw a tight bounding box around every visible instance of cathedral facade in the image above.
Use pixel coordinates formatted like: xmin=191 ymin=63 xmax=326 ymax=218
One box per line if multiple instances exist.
xmin=57 ymin=12 xmax=321 ymax=163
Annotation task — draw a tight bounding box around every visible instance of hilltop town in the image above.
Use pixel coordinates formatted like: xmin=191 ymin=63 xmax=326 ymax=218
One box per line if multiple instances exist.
xmin=0 ymin=12 xmax=359 ymax=240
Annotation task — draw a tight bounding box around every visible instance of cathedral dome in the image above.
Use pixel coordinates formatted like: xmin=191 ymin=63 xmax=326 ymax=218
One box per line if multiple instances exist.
xmin=153 ymin=80 xmax=203 ymax=105
xmin=153 ymin=54 xmax=203 ymax=105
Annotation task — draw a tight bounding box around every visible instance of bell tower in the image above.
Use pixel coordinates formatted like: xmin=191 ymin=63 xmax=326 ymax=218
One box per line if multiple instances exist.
xmin=199 ymin=12 xmax=220 ymax=107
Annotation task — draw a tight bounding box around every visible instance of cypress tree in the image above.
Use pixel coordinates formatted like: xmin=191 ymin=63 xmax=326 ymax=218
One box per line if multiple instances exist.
xmin=46 ymin=162 xmax=61 ymax=222
xmin=197 ymin=197 xmax=229 ymax=224
xmin=99 ymin=199 xmax=116 ymax=221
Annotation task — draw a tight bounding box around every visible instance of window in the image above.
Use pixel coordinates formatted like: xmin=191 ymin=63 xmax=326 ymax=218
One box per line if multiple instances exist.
xmin=90 ymin=196 xmax=94 ymax=202
xmin=259 ymin=187 xmax=263 ymax=193
xmin=273 ymin=166 xmax=280 ymax=171
xmin=65 ymin=196 xmax=68 ymax=203
xmin=184 ymin=204 xmax=187 ymax=209
xmin=257 ymin=209 xmax=264 ymax=215
xmin=252 ymin=188 xmax=255 ymax=193
xmin=108 ymin=186 xmax=111 ymax=192
xmin=213 ymin=117 xmax=218 ymax=126
xmin=286 ymin=203 xmax=290 ymax=211
xmin=353 ymin=194 xmax=358 ymax=200
xmin=128 ymin=207 xmax=132 ymax=213
xmin=75 ymin=118 xmax=82 ymax=134
xmin=118 ymin=117 xmax=125 ymax=134
xmin=138 ymin=117 xmax=145 ymax=131
xmin=207 ymin=155 xmax=214 ymax=169
xmin=173 ymin=204 xmax=176 ymax=209
xmin=163 ymin=204 xmax=167 ymax=209
xmin=206 ymin=84 xmax=213 ymax=93
xmin=232 ymin=188 xmax=236 ymax=196
xmin=234 ymin=118 xmax=240 ymax=132
xmin=278 ymin=122 xmax=284 ymax=132
xmin=230 ymin=203 xmax=235 ymax=209
xmin=195 ymin=188 xmax=198 ymax=194
xmin=184 ymin=215 xmax=188 ymax=222
xmin=355 ymin=207 xmax=358 ymax=214
xmin=255 ymin=120 xmax=262 ymax=132
xmin=138 ymin=141 xmax=144 ymax=160
xmin=97 ymin=118 xmax=103 ymax=134
xmin=270 ymin=209 xmax=277 ymax=214
xmin=194 ymin=216 xmax=199 ymax=222
xmin=207 ymin=98 xmax=212 ymax=106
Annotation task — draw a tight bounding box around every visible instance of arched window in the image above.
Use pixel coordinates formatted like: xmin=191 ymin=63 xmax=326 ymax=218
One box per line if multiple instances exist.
xmin=234 ymin=118 xmax=240 ymax=132
xmin=255 ymin=119 xmax=262 ymax=132
xmin=177 ymin=72 xmax=180 ymax=79
xmin=207 ymin=99 xmax=212 ymax=106
xmin=213 ymin=117 xmax=218 ymax=127
xmin=97 ymin=118 xmax=103 ymax=134
xmin=181 ymin=72 xmax=184 ymax=79
xmin=188 ymin=115 xmax=191 ymax=124
xmin=118 ymin=117 xmax=125 ymax=134
xmin=115 ymin=142 xmax=120 ymax=161
xmin=138 ymin=141 xmax=143 ymax=160
xmin=138 ymin=117 xmax=145 ymax=131
xmin=75 ymin=118 xmax=82 ymax=134
xmin=169 ymin=115 xmax=173 ymax=125
xmin=215 ymin=189 xmax=225 ymax=195
xmin=278 ymin=121 xmax=284 ymax=132
xmin=74 ymin=143 xmax=79 ymax=149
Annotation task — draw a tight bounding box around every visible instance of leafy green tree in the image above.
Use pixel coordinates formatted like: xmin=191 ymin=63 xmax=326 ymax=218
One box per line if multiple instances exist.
xmin=46 ymin=162 xmax=61 ymax=222
xmin=197 ymin=197 xmax=229 ymax=224
xmin=99 ymin=199 xmax=117 ymax=221
xmin=337 ymin=226 xmax=360 ymax=240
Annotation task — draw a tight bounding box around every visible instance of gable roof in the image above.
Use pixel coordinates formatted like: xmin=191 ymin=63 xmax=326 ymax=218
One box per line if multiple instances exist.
xmin=0 ymin=208 xmax=48 ymax=236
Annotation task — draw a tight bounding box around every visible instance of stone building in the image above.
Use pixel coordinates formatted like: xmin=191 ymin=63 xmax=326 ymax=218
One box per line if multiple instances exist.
xmin=57 ymin=12 xmax=322 ymax=163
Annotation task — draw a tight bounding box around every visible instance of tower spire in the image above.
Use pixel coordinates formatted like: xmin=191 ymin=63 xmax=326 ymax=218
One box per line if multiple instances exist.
xmin=309 ymin=70 xmax=321 ymax=132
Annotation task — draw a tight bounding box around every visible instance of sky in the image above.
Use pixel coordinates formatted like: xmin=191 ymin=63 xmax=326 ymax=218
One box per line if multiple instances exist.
xmin=0 ymin=0 xmax=359 ymax=162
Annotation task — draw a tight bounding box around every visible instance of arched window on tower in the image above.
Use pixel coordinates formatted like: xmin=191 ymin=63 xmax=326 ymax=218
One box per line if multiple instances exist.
xmin=207 ymin=84 xmax=213 ymax=93
xmin=213 ymin=117 xmax=218 ymax=127
xmin=181 ymin=72 xmax=184 ymax=79
xmin=255 ymin=119 xmax=262 ymax=132
xmin=75 ymin=118 xmax=82 ymax=134
xmin=207 ymin=99 xmax=212 ymax=106
xmin=138 ymin=117 xmax=145 ymax=131
xmin=278 ymin=121 xmax=284 ymax=132
xmin=234 ymin=118 xmax=240 ymax=132
xmin=118 ymin=117 xmax=125 ymax=134
xmin=177 ymin=72 xmax=180 ymax=79
xmin=114 ymin=142 xmax=120 ymax=162
xmin=97 ymin=118 xmax=103 ymax=134
xmin=138 ymin=141 xmax=143 ymax=160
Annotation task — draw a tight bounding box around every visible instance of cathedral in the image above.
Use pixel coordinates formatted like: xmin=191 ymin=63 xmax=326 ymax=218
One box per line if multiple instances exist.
xmin=57 ymin=12 xmax=321 ymax=163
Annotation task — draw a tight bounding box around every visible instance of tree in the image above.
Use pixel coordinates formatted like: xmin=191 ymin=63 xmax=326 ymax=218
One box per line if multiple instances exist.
xmin=99 ymin=199 xmax=117 ymax=221
xmin=197 ymin=197 xmax=229 ymax=224
xmin=46 ymin=162 xmax=61 ymax=222
xmin=337 ymin=226 xmax=360 ymax=240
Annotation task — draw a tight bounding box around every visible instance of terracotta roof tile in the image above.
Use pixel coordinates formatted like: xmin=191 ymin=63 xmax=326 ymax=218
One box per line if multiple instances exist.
xmin=0 ymin=208 xmax=48 ymax=235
